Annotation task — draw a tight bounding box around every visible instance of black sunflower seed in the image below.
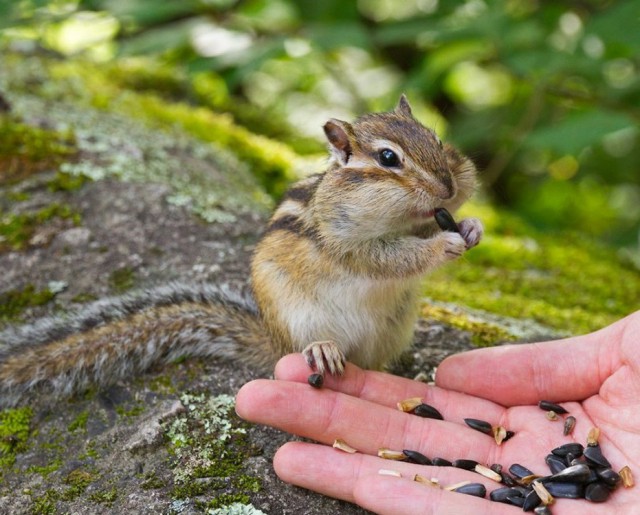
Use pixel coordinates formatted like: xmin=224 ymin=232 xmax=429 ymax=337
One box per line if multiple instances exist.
xmin=538 ymin=400 xmax=569 ymax=414
xmin=307 ymin=373 xmax=324 ymax=388
xmin=583 ymin=444 xmax=611 ymax=468
xmin=509 ymin=463 xmax=535 ymax=479
xmin=522 ymin=489 xmax=542 ymax=511
xmin=402 ymin=449 xmax=432 ymax=465
xmin=413 ymin=403 xmax=444 ymax=420
xmin=544 ymin=481 xmax=585 ymax=499
xmin=452 ymin=459 xmax=479 ymax=471
xmin=545 ymin=454 xmax=567 ymax=475
xmin=506 ymin=495 xmax=526 ymax=507
xmin=585 ymin=482 xmax=610 ymax=503
xmin=490 ymin=486 xmax=523 ymax=503
xmin=434 ymin=207 xmax=460 ymax=233
xmin=454 ymin=482 xmax=486 ymax=498
xmin=432 ymin=457 xmax=452 ymax=466
xmin=551 ymin=442 xmax=584 ymax=458
xmin=464 ymin=418 xmax=493 ymax=435
xmin=534 ymin=506 xmax=552 ymax=515
xmin=546 ymin=463 xmax=591 ymax=484
xmin=596 ymin=467 xmax=621 ymax=487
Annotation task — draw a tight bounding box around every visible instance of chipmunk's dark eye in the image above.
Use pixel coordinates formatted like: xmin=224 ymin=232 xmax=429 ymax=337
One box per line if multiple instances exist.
xmin=379 ymin=148 xmax=399 ymax=167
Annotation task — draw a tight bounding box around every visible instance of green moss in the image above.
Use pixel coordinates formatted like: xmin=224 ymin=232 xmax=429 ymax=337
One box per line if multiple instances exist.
xmin=0 ymin=284 xmax=56 ymax=322
xmin=78 ymin=440 xmax=100 ymax=460
xmin=26 ymin=458 xmax=63 ymax=478
xmin=0 ymin=407 xmax=33 ymax=470
xmin=68 ymin=411 xmax=89 ymax=432
xmin=88 ymin=486 xmax=117 ymax=506
xmin=115 ymin=404 xmax=145 ymax=418
xmin=424 ymin=201 xmax=640 ymax=336
xmin=165 ymin=394 xmax=262 ymax=506
xmin=421 ymin=304 xmax=515 ymax=346
xmin=46 ymin=170 xmax=90 ymax=192
xmin=46 ymin=58 xmax=297 ymax=198
xmin=116 ymin=93 xmax=298 ymax=198
xmin=0 ymin=116 xmax=76 ymax=185
xmin=0 ymin=202 xmax=82 ymax=252
xmin=206 ymin=493 xmax=251 ymax=510
xmin=140 ymin=472 xmax=166 ymax=490
xmin=31 ymin=490 xmax=57 ymax=515
xmin=109 ymin=267 xmax=136 ymax=293
xmin=61 ymin=469 xmax=95 ymax=500
xmin=71 ymin=292 xmax=99 ymax=303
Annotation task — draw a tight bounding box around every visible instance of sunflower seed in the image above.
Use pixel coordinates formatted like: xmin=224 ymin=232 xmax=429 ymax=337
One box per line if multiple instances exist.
xmin=543 ymin=481 xmax=585 ymax=499
xmin=587 ymin=427 xmax=600 ymax=446
xmin=475 ymin=464 xmax=503 ymax=482
xmin=551 ymin=442 xmax=584 ymax=458
xmin=453 ymin=482 xmax=486 ymax=498
xmin=546 ymin=464 xmax=591 ymax=484
xmin=619 ymin=465 xmax=634 ymax=488
xmin=413 ymin=403 xmax=444 ymax=420
xmin=522 ymin=488 xmax=542 ymax=511
xmin=378 ymin=448 xmax=407 ymax=461
xmin=583 ymin=444 xmax=611 ymax=468
xmin=432 ymin=457 xmax=452 ymax=467
xmin=444 ymin=480 xmax=471 ymax=491
xmin=545 ymin=454 xmax=567 ymax=475
xmin=434 ymin=207 xmax=460 ymax=233
xmin=452 ymin=459 xmax=478 ymax=471
xmin=585 ymin=482 xmax=610 ymax=503
xmin=509 ymin=463 xmax=535 ymax=479
xmin=414 ymin=474 xmax=439 ymax=487
xmin=397 ymin=397 xmax=423 ymax=413
xmin=596 ymin=467 xmax=621 ymax=488
xmin=332 ymin=439 xmax=357 ymax=453
xmin=307 ymin=373 xmax=324 ymax=388
xmin=538 ymin=401 xmax=568 ymax=414
xmin=464 ymin=418 xmax=492 ymax=435
xmin=532 ymin=481 xmax=554 ymax=506
xmin=403 ymin=449 xmax=432 ymax=465
xmin=490 ymin=486 xmax=524 ymax=503
xmin=563 ymin=416 xmax=576 ymax=436
xmin=534 ymin=506 xmax=552 ymax=515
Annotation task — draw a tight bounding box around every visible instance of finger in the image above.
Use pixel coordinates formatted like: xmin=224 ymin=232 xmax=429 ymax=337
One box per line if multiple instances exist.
xmin=274 ymin=353 xmax=505 ymax=426
xmin=236 ymin=378 xmax=506 ymax=463
xmin=275 ymin=441 xmax=511 ymax=515
xmin=436 ymin=318 xmax=625 ymax=406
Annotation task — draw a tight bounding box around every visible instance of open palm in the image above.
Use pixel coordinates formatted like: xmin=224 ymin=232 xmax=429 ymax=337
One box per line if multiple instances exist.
xmin=236 ymin=311 xmax=640 ymax=514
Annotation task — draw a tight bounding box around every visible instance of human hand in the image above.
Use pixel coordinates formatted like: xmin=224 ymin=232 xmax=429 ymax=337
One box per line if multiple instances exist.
xmin=236 ymin=312 xmax=640 ymax=514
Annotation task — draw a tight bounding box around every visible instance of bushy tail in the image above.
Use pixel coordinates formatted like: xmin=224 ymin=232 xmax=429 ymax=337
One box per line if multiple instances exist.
xmin=0 ymin=283 xmax=274 ymax=408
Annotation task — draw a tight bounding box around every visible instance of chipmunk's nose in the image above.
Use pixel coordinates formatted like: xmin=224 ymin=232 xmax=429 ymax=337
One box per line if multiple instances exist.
xmin=433 ymin=171 xmax=455 ymax=200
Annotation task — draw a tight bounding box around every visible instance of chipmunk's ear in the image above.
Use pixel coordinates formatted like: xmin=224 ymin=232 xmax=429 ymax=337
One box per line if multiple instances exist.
xmin=323 ymin=119 xmax=354 ymax=165
xmin=395 ymin=94 xmax=413 ymax=117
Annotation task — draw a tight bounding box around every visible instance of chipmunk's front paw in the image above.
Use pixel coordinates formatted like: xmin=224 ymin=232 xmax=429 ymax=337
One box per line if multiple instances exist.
xmin=441 ymin=231 xmax=467 ymax=261
xmin=303 ymin=340 xmax=346 ymax=376
xmin=458 ymin=217 xmax=483 ymax=249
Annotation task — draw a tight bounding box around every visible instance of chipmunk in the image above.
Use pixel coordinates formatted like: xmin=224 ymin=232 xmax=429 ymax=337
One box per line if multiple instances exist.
xmin=0 ymin=95 xmax=482 ymax=408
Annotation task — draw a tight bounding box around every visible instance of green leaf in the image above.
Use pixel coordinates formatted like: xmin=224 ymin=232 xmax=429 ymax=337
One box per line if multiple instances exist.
xmin=525 ymin=109 xmax=636 ymax=155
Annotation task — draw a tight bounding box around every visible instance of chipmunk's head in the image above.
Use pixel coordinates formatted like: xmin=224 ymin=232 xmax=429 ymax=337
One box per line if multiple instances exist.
xmin=318 ymin=95 xmax=476 ymax=240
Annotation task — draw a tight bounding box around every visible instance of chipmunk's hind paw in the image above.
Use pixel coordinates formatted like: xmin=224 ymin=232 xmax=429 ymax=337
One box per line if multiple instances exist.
xmin=303 ymin=340 xmax=346 ymax=376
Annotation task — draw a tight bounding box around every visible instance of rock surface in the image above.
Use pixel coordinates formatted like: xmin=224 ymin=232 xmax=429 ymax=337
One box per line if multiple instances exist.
xmin=0 ymin=60 xmax=556 ymax=515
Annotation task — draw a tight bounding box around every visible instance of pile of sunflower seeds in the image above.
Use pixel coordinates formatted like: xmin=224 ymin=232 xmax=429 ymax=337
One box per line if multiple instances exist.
xmin=334 ymin=398 xmax=634 ymax=513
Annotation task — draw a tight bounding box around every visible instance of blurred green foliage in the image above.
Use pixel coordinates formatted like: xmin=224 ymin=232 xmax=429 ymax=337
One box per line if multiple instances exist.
xmin=1 ymin=0 xmax=638 ymax=249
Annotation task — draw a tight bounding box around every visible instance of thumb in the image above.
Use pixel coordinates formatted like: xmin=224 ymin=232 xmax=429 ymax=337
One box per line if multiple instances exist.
xmin=435 ymin=319 xmax=624 ymax=406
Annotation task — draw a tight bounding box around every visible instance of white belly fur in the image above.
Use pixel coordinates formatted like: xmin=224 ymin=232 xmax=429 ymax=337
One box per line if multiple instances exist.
xmin=277 ymin=274 xmax=421 ymax=370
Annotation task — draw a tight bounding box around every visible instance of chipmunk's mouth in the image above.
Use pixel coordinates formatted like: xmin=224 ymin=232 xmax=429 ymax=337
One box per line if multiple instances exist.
xmin=410 ymin=208 xmax=436 ymax=220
